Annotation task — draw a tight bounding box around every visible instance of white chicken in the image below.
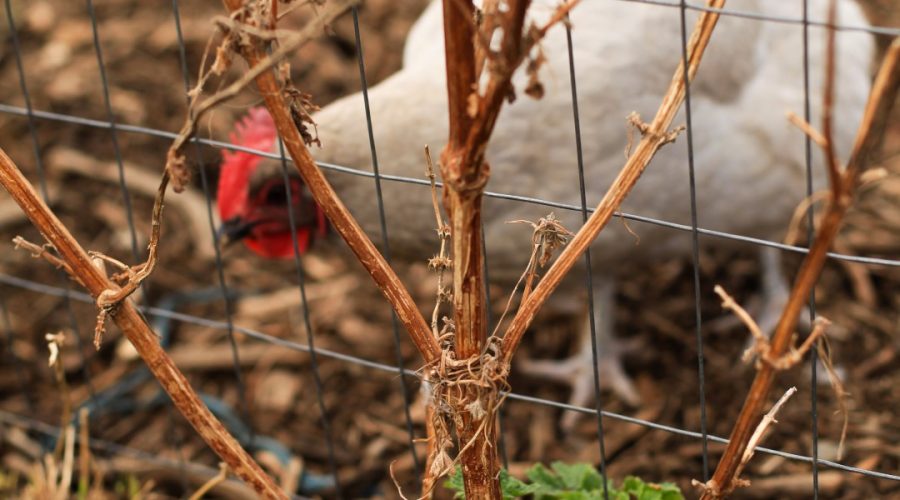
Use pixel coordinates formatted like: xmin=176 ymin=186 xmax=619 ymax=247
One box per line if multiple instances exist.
xmin=224 ymin=0 xmax=875 ymax=425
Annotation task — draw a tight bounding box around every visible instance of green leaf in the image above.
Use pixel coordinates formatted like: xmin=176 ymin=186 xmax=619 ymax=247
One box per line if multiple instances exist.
xmin=620 ymin=476 xmax=685 ymax=500
xmin=621 ymin=475 xmax=644 ymax=493
xmin=528 ymin=462 xmax=566 ymax=490
xmin=655 ymin=482 xmax=684 ymax=500
xmin=445 ymin=462 xmax=682 ymax=500
xmin=445 ymin=467 xmax=465 ymax=499
xmin=556 ymin=491 xmax=592 ymax=500
xmin=551 ymin=461 xmax=595 ymax=490
xmin=500 ymin=468 xmax=539 ymax=499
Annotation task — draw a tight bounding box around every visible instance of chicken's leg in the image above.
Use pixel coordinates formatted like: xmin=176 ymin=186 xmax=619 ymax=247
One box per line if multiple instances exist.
xmin=518 ymin=278 xmax=640 ymax=430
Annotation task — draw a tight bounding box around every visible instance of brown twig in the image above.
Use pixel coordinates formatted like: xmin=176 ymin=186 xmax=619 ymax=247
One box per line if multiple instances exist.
xmin=440 ymin=0 xmax=489 ymax=370
xmin=436 ymin=1 xmax=581 ymax=496
xmin=443 ymin=0 xmax=580 ymax=176
xmin=700 ymin=35 xmax=900 ymax=500
xmin=58 ymin=424 xmax=75 ymax=500
xmin=816 ymin=336 xmax=850 ymax=460
xmin=420 ymin=381 xmax=440 ymax=499
xmin=423 ymin=144 xmax=452 ymax=498
xmin=715 ymin=285 xmax=831 ymax=370
xmin=738 ymin=386 xmax=796 ymax=479
xmin=188 ymin=462 xmax=230 ymax=500
xmin=820 ymin=0 xmax=841 ymax=198
xmin=219 ymin=0 xmax=441 ymax=364
xmin=501 ymin=0 xmax=727 ymax=364
xmin=30 ymin=168 xmax=169 ymax=350
xmin=787 ymin=111 xmax=829 ymax=149
xmin=0 ymin=148 xmax=285 ymax=498
xmin=46 ymin=331 xmax=72 ymax=459
xmin=439 ymin=1 xmax=572 ymax=496
xmin=492 ymin=214 xmax=573 ymax=338
xmin=694 ymin=387 xmax=798 ymax=496
xmin=425 ymin=146 xmax=452 ymax=338
xmin=13 ymin=237 xmax=77 ymax=279
xmin=167 ymin=1 xmax=354 ymax=189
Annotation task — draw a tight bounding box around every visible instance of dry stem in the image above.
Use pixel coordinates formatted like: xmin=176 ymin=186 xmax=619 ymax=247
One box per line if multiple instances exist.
xmin=166 ymin=0 xmax=355 ymax=189
xmin=816 ymin=338 xmax=850 ymax=460
xmin=420 ymin=381 xmax=440 ymax=499
xmin=501 ymin=0 xmax=727 ymax=364
xmin=787 ymin=111 xmax=828 ymax=149
xmin=701 ymin=34 xmax=900 ymax=500
xmin=58 ymin=424 xmax=75 ymax=500
xmin=72 ymin=0 xmax=358 ymax=348
xmin=189 ymin=462 xmax=230 ymax=500
xmin=219 ymin=0 xmax=441 ymax=364
xmin=425 ymin=146 xmax=452 ymax=337
xmin=694 ymin=387 xmax=797 ymax=496
xmin=742 ymin=387 xmax=797 ymax=470
xmin=46 ymin=331 xmax=72 ymax=459
xmin=437 ymin=2 xmax=578 ymax=496
xmin=492 ymin=214 xmax=573 ymax=337
xmin=423 ymin=337 xmax=510 ymax=497
xmin=820 ymin=0 xmax=841 ymax=198
xmin=0 ymin=148 xmax=285 ymax=498
xmin=423 ymin=144 xmax=453 ymax=497
xmin=714 ymin=285 xmax=830 ymax=370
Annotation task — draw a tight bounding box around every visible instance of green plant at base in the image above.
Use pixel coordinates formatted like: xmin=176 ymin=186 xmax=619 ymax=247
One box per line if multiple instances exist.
xmin=446 ymin=462 xmax=684 ymax=500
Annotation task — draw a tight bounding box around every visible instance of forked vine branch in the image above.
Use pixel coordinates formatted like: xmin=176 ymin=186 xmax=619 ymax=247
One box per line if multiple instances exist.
xmin=0 ymin=149 xmax=285 ymax=499
xmin=699 ymin=35 xmax=900 ymax=500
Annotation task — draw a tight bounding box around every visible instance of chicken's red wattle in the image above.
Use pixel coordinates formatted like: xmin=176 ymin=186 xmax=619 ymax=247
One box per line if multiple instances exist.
xmin=218 ymin=107 xmax=325 ymax=258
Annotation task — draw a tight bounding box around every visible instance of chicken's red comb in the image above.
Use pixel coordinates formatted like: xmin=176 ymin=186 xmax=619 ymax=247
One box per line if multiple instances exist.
xmin=218 ymin=107 xmax=278 ymax=221
xmin=229 ymin=106 xmax=277 ymax=153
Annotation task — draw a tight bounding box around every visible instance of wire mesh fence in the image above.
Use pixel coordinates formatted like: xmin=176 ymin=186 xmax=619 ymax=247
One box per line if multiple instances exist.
xmin=1 ymin=0 xmax=898 ymax=498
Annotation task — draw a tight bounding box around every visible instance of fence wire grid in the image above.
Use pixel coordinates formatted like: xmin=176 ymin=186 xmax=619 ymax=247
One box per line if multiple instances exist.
xmin=1 ymin=0 xmax=899 ymax=498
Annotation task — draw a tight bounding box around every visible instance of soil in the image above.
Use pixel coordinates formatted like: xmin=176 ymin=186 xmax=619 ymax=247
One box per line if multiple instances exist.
xmin=0 ymin=1 xmax=898 ymax=498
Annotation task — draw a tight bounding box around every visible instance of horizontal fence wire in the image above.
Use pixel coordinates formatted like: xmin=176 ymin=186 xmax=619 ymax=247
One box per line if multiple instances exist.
xmin=0 ymin=104 xmax=897 ymax=269
xmin=1 ymin=270 xmax=899 ymax=484
xmin=627 ymin=0 xmax=900 ymax=36
xmin=2 ymin=0 xmax=899 ymax=496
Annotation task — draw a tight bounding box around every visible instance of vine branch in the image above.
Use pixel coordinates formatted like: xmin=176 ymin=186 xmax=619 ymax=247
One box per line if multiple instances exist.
xmin=500 ymin=0 xmax=727 ymax=363
xmin=700 ymin=34 xmax=900 ymax=500
xmin=0 ymin=148 xmax=285 ymax=499
xmin=219 ymin=0 xmax=442 ymax=364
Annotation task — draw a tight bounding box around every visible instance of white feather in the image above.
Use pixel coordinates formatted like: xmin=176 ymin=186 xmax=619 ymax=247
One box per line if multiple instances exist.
xmin=306 ymin=0 xmax=874 ymax=409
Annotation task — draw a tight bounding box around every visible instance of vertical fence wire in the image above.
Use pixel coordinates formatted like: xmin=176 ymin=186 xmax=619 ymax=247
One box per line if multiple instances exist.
xmin=1 ymin=0 xmax=39 ymax=420
xmin=350 ymin=5 xmax=422 ymax=477
xmin=801 ymin=0 xmax=821 ymax=496
xmin=84 ymin=0 xmax=140 ymax=263
xmin=276 ymin=138 xmax=344 ymax=497
xmin=678 ymin=0 xmax=710 ymax=481
xmin=169 ymin=0 xmax=254 ymax=445
xmin=564 ymin=21 xmax=611 ymax=500
xmin=4 ymin=0 xmax=98 ymax=408
xmin=167 ymin=0 xmax=244 ymax=492
xmin=84 ymin=4 xmax=194 ymax=487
